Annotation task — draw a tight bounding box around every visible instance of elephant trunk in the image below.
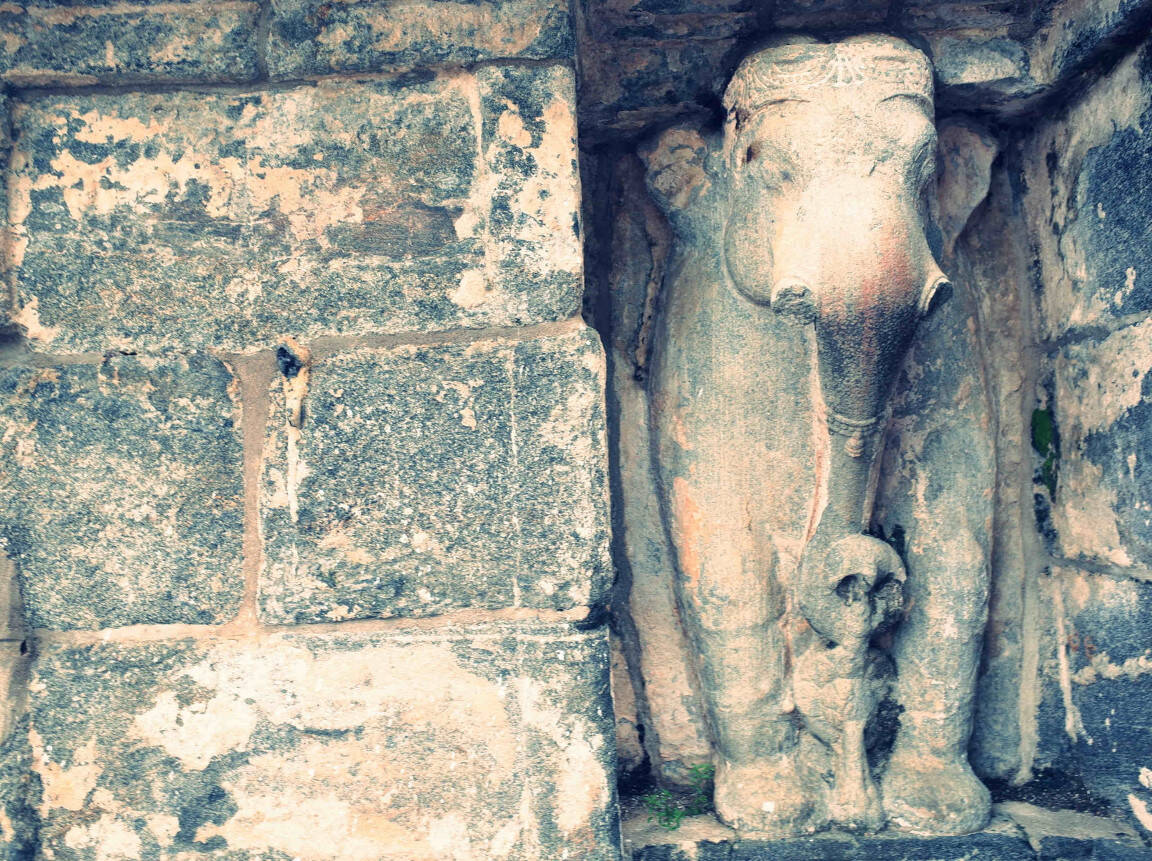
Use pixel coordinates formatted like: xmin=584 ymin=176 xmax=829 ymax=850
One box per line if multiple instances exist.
xmin=769 ymin=178 xmax=948 ymax=541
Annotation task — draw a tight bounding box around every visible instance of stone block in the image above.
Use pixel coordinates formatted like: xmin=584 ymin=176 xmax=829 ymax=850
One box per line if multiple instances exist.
xmin=266 ymin=0 xmax=574 ymax=78
xmin=1071 ymin=675 xmax=1152 ymax=835
xmin=1030 ymin=0 xmax=1152 ymax=85
xmin=999 ymin=800 xmax=1147 ymax=858
xmin=0 ymin=0 xmax=260 ymax=86
xmin=898 ymin=0 xmax=1020 ymax=30
xmin=923 ymin=33 xmax=1039 ymax=105
xmin=476 ymin=63 xmax=584 ymax=317
xmin=0 ymin=354 xmax=244 ymax=630
xmin=1048 ymin=569 xmax=1152 ymax=828
xmin=9 ymin=66 xmax=582 ymax=353
xmin=1021 ymin=42 xmax=1152 ymax=339
xmin=773 ymin=0 xmax=889 ymax=29
xmin=259 ymin=325 xmax=610 ymax=624
xmin=28 ymin=623 xmax=619 ymax=860
xmin=0 ymin=715 xmax=36 ymax=860
xmin=1048 ymin=317 xmax=1152 ymax=570
xmin=578 ymin=39 xmax=739 ymax=140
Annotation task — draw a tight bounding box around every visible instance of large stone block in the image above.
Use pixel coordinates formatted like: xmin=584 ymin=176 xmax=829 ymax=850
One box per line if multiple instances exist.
xmin=1021 ymin=41 xmax=1152 ymax=340
xmin=266 ymin=0 xmax=574 ymax=78
xmin=0 ymin=0 xmax=260 ymax=86
xmin=0 ymin=354 xmax=244 ymax=630
xmin=9 ymin=66 xmax=582 ymax=353
xmin=259 ymin=325 xmax=611 ymax=624
xmin=1054 ymin=568 xmax=1152 ymax=829
xmin=1048 ymin=317 xmax=1152 ymax=570
xmin=898 ymin=0 xmax=1020 ymax=30
xmin=773 ymin=0 xmax=889 ymax=29
xmin=28 ymin=624 xmax=620 ymax=860
xmin=923 ymin=32 xmax=1038 ymax=105
xmin=578 ymin=39 xmax=740 ymax=140
xmin=1030 ymin=0 xmax=1152 ymax=84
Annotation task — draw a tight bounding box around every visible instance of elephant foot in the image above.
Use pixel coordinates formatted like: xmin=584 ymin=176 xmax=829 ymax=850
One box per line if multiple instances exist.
xmin=714 ymin=757 xmax=825 ymax=836
xmin=881 ymin=747 xmax=990 ymax=835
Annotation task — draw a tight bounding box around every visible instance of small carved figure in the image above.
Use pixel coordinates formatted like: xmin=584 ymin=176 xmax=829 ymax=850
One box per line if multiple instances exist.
xmin=638 ymin=34 xmax=994 ymax=836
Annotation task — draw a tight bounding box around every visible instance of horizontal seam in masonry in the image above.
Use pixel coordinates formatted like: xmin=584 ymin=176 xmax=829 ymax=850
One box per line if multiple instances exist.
xmin=29 ymin=606 xmax=595 ymax=646
xmin=0 ymin=316 xmax=588 ymax=367
xmin=7 ymin=56 xmax=576 ymax=101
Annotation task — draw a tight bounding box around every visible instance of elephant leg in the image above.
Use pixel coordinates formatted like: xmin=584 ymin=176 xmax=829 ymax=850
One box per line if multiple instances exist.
xmin=658 ymin=457 xmax=823 ymax=835
xmin=881 ymin=528 xmax=991 ymax=835
xmin=875 ymin=284 xmax=994 ymax=835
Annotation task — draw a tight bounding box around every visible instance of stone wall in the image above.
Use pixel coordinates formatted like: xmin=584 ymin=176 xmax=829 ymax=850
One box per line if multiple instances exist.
xmin=0 ymin=1 xmax=621 ymax=857
xmin=1014 ymin=33 xmax=1152 ymax=831
xmin=0 ymin=0 xmax=1149 ymax=856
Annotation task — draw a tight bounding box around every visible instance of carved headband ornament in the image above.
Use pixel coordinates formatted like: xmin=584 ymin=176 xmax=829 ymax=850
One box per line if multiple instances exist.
xmin=723 ymin=39 xmax=934 ymax=120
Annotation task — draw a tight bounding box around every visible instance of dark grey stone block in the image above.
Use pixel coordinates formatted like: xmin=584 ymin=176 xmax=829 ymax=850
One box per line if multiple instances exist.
xmin=0 ymin=354 xmax=244 ymax=630
xmin=0 ymin=1 xmax=260 ymax=86
xmin=266 ymin=0 xmax=574 ymax=77
xmin=259 ymin=327 xmax=611 ymax=624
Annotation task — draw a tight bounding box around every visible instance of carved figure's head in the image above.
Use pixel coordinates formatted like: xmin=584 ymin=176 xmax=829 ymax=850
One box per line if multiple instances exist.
xmin=721 ymin=35 xmax=950 ymax=422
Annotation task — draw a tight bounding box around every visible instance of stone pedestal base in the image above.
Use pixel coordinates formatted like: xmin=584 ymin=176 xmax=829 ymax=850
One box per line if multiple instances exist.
xmin=623 ymin=802 xmax=1152 ymax=861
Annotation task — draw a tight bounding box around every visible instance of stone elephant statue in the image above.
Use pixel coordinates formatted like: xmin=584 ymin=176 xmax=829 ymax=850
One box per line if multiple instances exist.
xmin=631 ymin=34 xmax=998 ymax=836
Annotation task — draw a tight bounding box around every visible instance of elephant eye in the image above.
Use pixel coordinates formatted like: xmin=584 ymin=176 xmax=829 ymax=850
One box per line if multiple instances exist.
xmin=745 ymin=143 xmax=760 ymax=165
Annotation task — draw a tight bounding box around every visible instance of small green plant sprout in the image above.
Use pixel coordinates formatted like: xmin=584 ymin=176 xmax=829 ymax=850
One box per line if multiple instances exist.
xmin=1032 ymin=407 xmax=1060 ymax=497
xmin=642 ymin=763 xmax=716 ymax=830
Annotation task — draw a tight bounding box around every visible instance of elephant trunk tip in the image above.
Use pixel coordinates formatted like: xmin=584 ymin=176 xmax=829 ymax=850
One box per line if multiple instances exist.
xmin=770 ymin=276 xmax=818 ymax=322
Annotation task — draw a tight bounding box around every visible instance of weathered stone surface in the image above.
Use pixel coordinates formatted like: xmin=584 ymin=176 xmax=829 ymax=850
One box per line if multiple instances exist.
xmin=956 ymin=158 xmax=1043 ymax=783
xmin=476 ymin=64 xmax=584 ymax=314
xmin=1021 ymin=40 xmax=1152 ymax=340
xmin=610 ymin=634 xmax=646 ymax=781
xmin=9 ymin=66 xmax=582 ymax=352
xmin=899 ymin=0 xmax=1021 ymax=30
xmin=578 ymin=39 xmax=739 ymax=139
xmin=0 ymin=354 xmax=244 ymax=630
xmin=601 ymin=154 xmax=713 ymax=785
xmin=1030 ymin=0 xmax=1152 ymax=84
xmin=1046 ymin=317 xmax=1152 ymax=570
xmin=267 ymin=0 xmax=574 ymax=78
xmin=924 ymin=32 xmax=1039 ymax=104
xmin=260 ymin=325 xmax=610 ymax=624
xmin=0 ymin=714 xmax=37 ymax=860
xmin=623 ymin=811 xmax=1037 ymax=861
xmin=28 ymin=623 xmax=620 ymax=860
xmin=999 ymin=801 xmax=1148 ymax=858
xmin=1044 ymin=569 xmax=1152 ymax=835
xmin=773 ymin=0 xmax=889 ymax=29
xmin=0 ymin=635 xmax=35 ymax=860
xmin=0 ymin=0 xmax=260 ymax=86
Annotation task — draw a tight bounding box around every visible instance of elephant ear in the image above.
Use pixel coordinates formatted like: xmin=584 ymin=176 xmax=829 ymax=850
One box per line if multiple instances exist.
xmin=933 ymin=119 xmax=999 ymax=258
xmin=639 ymin=125 xmax=724 ymax=232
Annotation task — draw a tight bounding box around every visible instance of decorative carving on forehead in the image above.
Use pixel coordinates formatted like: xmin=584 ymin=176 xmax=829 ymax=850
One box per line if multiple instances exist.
xmin=723 ymin=37 xmax=933 ymax=117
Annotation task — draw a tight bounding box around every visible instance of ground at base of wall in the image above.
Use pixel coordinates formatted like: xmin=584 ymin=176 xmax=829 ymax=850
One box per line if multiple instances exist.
xmin=624 ymin=802 xmax=1152 ymax=860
